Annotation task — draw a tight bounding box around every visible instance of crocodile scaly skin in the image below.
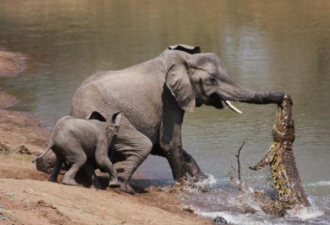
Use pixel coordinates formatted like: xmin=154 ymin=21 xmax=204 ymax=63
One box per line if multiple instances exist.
xmin=250 ymin=95 xmax=309 ymax=208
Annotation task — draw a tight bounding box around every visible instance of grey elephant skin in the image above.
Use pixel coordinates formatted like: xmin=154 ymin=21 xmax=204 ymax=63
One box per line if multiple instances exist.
xmin=34 ymin=111 xmax=121 ymax=188
xmin=71 ymin=45 xmax=284 ymax=194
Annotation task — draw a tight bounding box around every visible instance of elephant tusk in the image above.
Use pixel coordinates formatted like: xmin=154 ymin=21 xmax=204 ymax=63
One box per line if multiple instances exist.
xmin=225 ymin=100 xmax=243 ymax=114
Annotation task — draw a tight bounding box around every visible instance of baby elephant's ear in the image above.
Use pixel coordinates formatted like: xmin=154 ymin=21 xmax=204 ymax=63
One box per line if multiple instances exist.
xmin=88 ymin=111 xmax=107 ymax=122
xmin=111 ymin=112 xmax=121 ymax=134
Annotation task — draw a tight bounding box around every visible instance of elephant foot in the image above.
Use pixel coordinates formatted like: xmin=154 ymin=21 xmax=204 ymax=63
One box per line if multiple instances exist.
xmin=48 ymin=176 xmax=57 ymax=183
xmin=112 ymin=181 xmax=135 ymax=195
xmin=122 ymin=183 xmax=135 ymax=195
xmin=182 ymin=150 xmax=208 ymax=182
xmin=62 ymin=177 xmax=78 ymax=186
xmin=91 ymin=178 xmax=102 ymax=189
xmin=109 ymin=179 xmax=121 ymax=188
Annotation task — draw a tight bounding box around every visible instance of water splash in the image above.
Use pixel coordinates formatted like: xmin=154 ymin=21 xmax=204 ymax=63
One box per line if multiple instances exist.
xmin=306 ymin=181 xmax=330 ymax=187
xmin=180 ymin=174 xmax=217 ymax=193
xmin=178 ymin=176 xmax=328 ymax=225
xmin=286 ymin=206 xmax=324 ymax=221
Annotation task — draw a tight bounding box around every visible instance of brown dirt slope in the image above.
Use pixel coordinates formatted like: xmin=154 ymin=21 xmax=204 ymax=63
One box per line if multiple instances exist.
xmin=0 ymin=110 xmax=210 ymax=225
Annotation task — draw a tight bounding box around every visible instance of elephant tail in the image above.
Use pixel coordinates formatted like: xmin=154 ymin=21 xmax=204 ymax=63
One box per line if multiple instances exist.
xmin=31 ymin=143 xmax=53 ymax=163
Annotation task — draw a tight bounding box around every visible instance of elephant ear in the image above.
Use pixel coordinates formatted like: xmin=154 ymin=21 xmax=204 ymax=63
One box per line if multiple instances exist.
xmin=88 ymin=111 xmax=107 ymax=122
xmin=165 ymin=63 xmax=196 ymax=112
xmin=111 ymin=112 xmax=122 ymax=134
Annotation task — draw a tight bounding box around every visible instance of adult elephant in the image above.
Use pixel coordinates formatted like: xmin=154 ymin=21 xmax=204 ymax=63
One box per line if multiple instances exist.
xmin=71 ymin=45 xmax=284 ymax=193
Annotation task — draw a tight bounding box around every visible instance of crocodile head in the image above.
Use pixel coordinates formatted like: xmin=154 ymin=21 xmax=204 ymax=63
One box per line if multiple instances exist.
xmin=273 ymin=95 xmax=295 ymax=143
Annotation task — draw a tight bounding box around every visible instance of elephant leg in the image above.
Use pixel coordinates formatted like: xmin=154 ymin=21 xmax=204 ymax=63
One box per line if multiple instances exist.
xmin=159 ymin=98 xmax=206 ymax=182
xmin=113 ymin=121 xmax=153 ymax=194
xmin=182 ymin=150 xmax=208 ymax=181
xmin=82 ymin=160 xmax=101 ymax=189
xmin=62 ymin=150 xmax=87 ymax=186
xmin=48 ymin=157 xmax=62 ymax=182
xmin=153 ymin=143 xmax=190 ymax=180
xmin=152 ymin=145 xmax=207 ymax=181
xmin=94 ymin=143 xmax=119 ymax=188
xmin=166 ymin=148 xmax=208 ymax=182
xmin=166 ymin=146 xmax=186 ymax=180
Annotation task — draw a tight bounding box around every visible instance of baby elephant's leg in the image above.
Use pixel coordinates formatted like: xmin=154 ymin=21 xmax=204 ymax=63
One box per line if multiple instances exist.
xmin=62 ymin=148 xmax=87 ymax=186
xmin=82 ymin=160 xmax=102 ymax=189
xmin=95 ymin=143 xmax=119 ymax=188
xmin=48 ymin=157 xmax=62 ymax=182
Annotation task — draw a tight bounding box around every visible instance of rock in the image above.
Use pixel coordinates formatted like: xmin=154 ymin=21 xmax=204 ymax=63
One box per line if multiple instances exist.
xmin=182 ymin=204 xmax=195 ymax=213
xmin=35 ymin=150 xmax=57 ymax=174
xmin=213 ymin=216 xmax=227 ymax=224
xmin=18 ymin=145 xmax=32 ymax=155
xmin=0 ymin=142 xmax=11 ymax=154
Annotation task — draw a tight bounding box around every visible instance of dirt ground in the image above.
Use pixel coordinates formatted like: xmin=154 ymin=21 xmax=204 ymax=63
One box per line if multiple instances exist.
xmin=0 ymin=106 xmax=211 ymax=225
xmin=0 ymin=50 xmax=211 ymax=225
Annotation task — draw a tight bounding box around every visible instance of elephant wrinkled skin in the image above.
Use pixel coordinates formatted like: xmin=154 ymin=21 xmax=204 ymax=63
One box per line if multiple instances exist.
xmin=70 ymin=45 xmax=284 ymax=193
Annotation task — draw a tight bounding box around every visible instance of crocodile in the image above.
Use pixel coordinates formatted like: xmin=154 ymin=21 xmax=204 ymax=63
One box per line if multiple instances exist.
xmin=250 ymin=95 xmax=310 ymax=210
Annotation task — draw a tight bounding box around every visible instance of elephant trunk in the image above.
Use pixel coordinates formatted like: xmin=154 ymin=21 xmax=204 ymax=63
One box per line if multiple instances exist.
xmin=241 ymin=90 xmax=285 ymax=104
xmin=232 ymin=84 xmax=285 ymax=105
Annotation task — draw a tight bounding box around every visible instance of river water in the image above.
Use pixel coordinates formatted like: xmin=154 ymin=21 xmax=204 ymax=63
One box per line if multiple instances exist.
xmin=1 ymin=1 xmax=329 ymax=224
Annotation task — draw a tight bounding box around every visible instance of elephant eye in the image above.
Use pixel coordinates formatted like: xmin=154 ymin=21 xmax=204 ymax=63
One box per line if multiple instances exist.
xmin=209 ymin=77 xmax=217 ymax=85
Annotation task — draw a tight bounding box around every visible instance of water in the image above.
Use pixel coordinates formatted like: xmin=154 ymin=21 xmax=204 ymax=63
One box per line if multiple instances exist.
xmin=1 ymin=1 xmax=329 ymax=224
xmin=178 ymin=176 xmax=330 ymax=225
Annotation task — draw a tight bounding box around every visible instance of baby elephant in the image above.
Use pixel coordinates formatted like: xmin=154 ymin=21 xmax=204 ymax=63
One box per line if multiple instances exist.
xmin=33 ymin=111 xmax=121 ymax=188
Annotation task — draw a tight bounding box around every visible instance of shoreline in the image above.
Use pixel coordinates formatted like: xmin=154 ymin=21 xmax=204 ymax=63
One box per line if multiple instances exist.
xmin=0 ymin=49 xmax=50 ymax=155
xmin=0 ymin=49 xmax=27 ymax=77
xmin=0 ymin=50 xmax=211 ymax=225
xmin=0 ymin=49 xmax=25 ymax=109
xmin=0 ymin=88 xmax=20 ymax=109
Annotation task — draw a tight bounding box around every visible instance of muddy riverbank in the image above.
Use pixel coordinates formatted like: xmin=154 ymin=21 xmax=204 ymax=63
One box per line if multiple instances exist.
xmin=0 ymin=49 xmax=26 ymax=77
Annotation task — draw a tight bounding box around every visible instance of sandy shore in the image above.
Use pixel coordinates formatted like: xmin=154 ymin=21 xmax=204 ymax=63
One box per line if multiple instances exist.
xmin=0 ymin=50 xmax=26 ymax=77
xmin=0 ymin=50 xmax=211 ymax=224
xmin=0 ymin=89 xmax=19 ymax=109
